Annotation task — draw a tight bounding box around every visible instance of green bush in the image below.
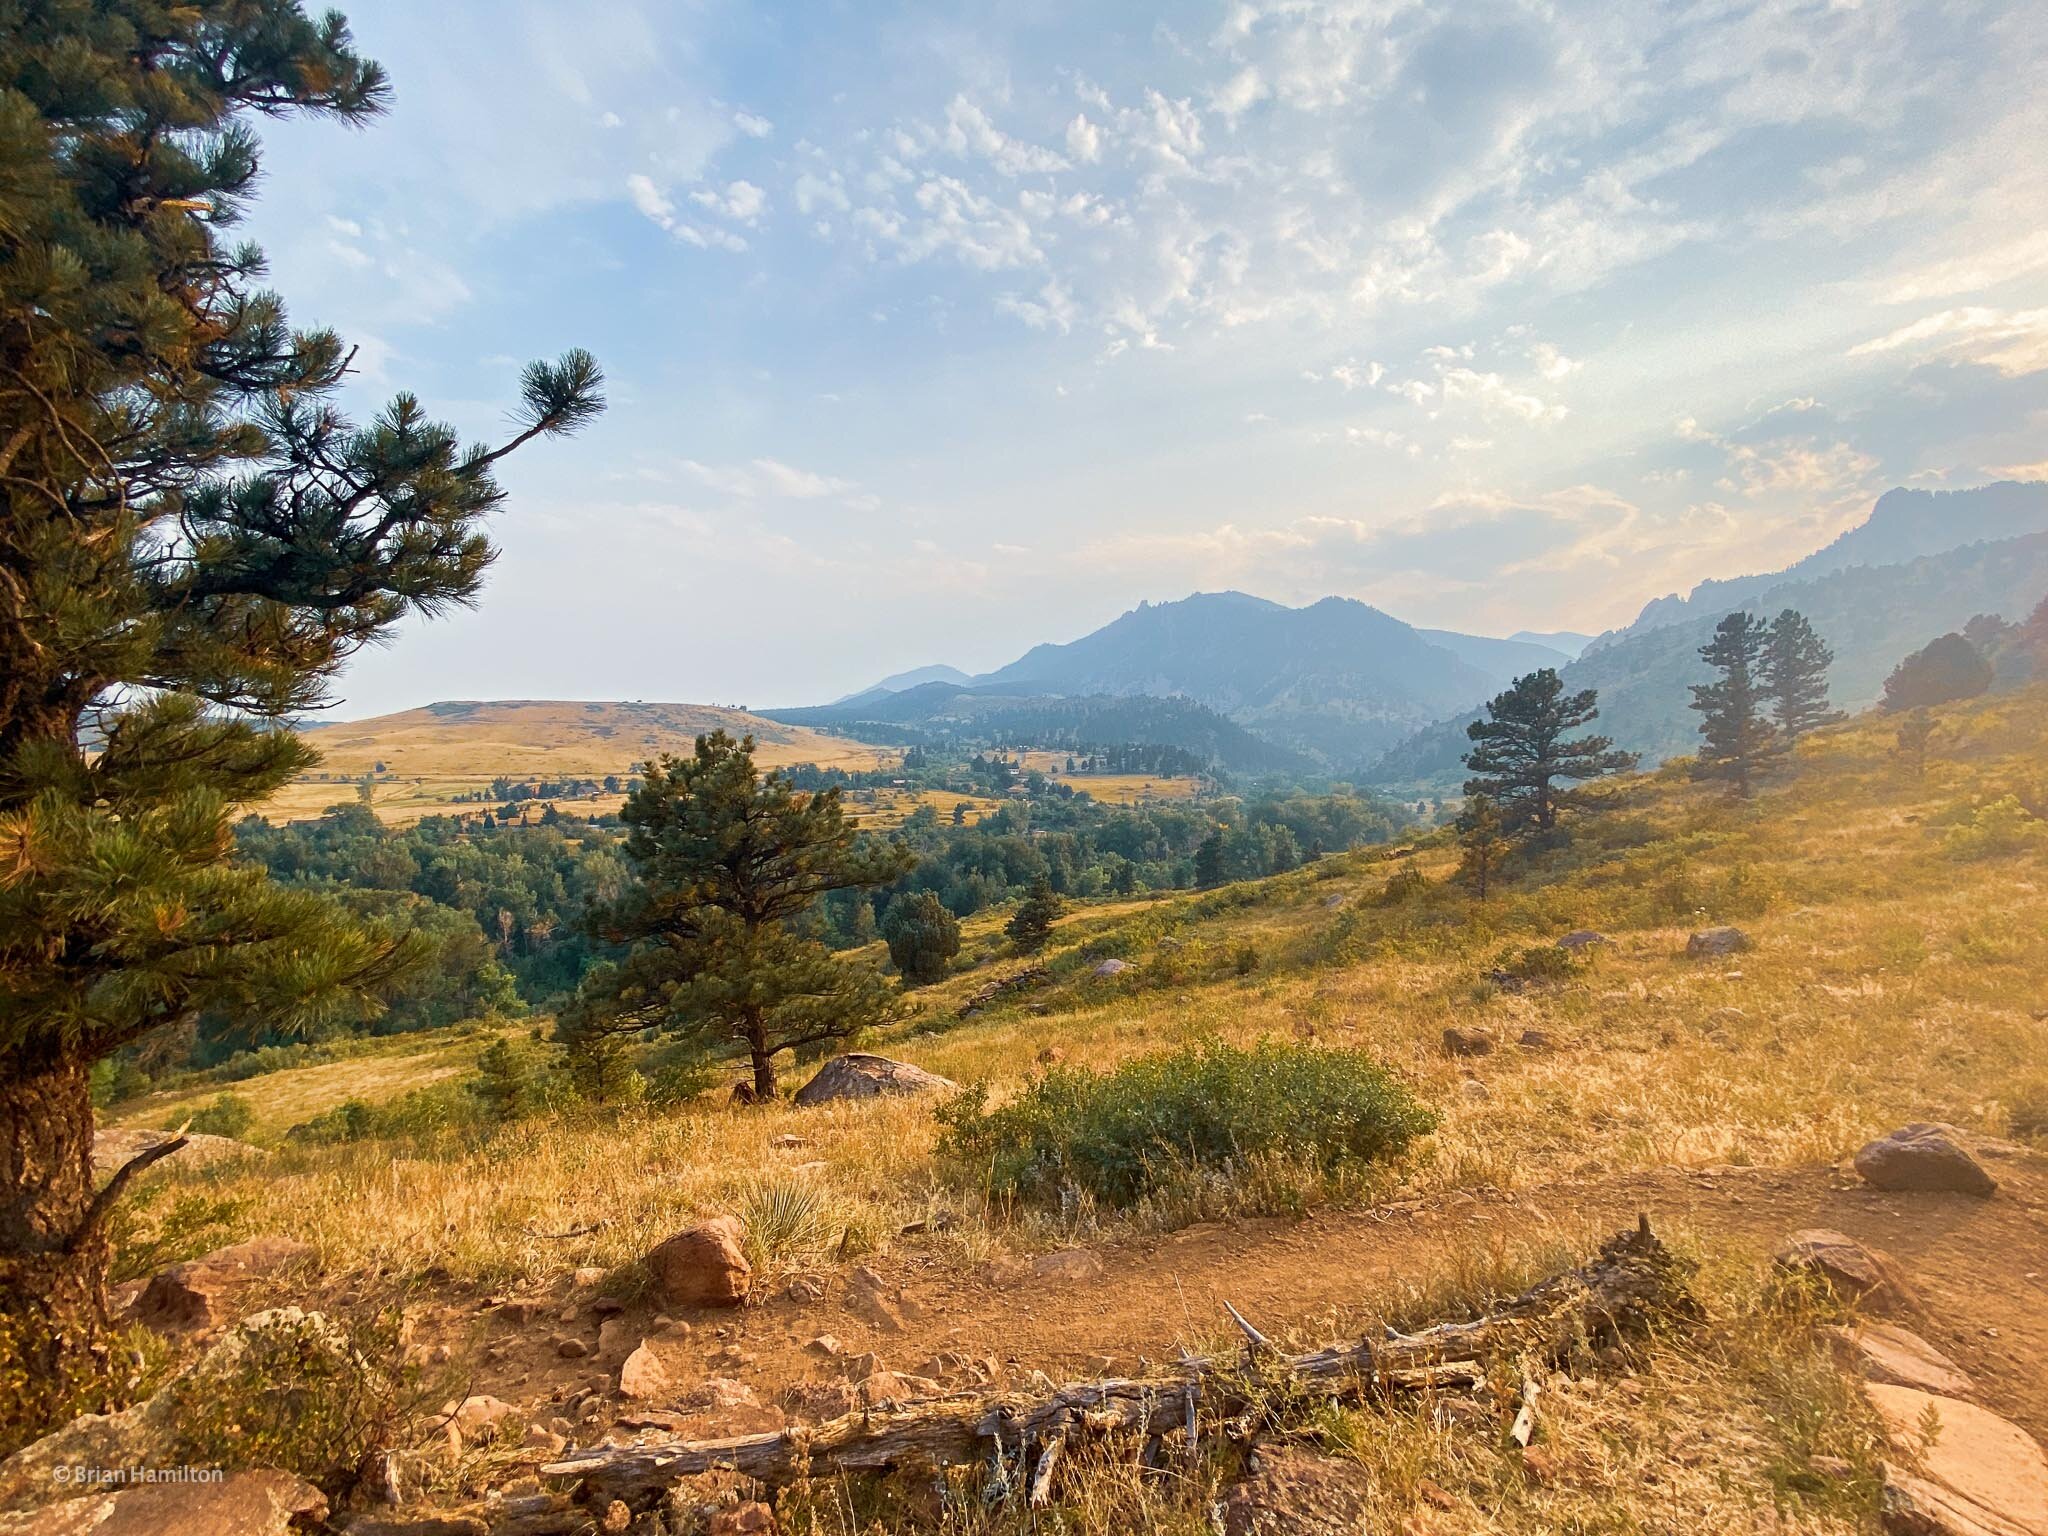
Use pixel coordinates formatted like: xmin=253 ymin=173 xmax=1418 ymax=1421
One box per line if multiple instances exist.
xmin=1490 ymin=943 xmax=1579 ymax=984
xmin=1942 ymin=796 xmax=2047 ymax=860
xmin=174 ymin=1092 xmax=256 ymax=1139
xmin=934 ymin=1039 xmax=1434 ymax=1209
xmin=1379 ymin=861 xmax=1428 ymax=906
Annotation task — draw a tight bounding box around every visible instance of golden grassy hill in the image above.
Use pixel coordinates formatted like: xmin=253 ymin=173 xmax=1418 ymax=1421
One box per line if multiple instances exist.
xmin=258 ymin=698 xmax=894 ymax=825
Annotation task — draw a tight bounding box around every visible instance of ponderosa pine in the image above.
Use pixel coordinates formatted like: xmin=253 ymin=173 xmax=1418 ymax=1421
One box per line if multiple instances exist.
xmin=1461 ymin=670 xmax=1636 ymax=835
xmin=1691 ymin=612 xmax=1782 ymax=796
xmin=1762 ymin=609 xmax=1843 ymax=740
xmin=0 ymin=2 xmax=602 ymax=1446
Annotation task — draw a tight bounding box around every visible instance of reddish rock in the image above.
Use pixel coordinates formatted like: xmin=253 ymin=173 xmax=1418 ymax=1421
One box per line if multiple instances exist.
xmin=129 ymin=1236 xmax=316 ymax=1333
xmin=1442 ymin=1026 xmax=1494 ymax=1057
xmin=1866 ymin=1383 xmax=2048 ymax=1536
xmin=0 ymin=1469 xmax=325 ymax=1536
xmin=617 ymin=1342 xmax=670 ymax=1402
xmin=1776 ymin=1229 xmax=1918 ymax=1315
xmin=1827 ymin=1323 xmax=1976 ymax=1397
xmin=1853 ymin=1124 xmax=1999 ymax=1198
xmin=646 ymin=1217 xmax=751 ymax=1307
xmin=1219 ymin=1447 xmax=1377 ymax=1536
xmin=707 ymin=1503 xmax=777 ymax=1536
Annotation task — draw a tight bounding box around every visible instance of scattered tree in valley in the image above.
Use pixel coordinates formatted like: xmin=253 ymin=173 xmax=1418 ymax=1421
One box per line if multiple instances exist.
xmin=1882 ymin=633 xmax=1996 ymax=712
xmin=1691 ymin=612 xmax=1783 ymax=796
xmin=559 ymin=733 xmax=912 ymax=1099
xmin=883 ymin=891 xmax=962 ymax=985
xmin=0 ymin=3 xmax=602 ymax=1448
xmin=1454 ymin=795 xmax=1511 ymax=899
xmin=1461 ymin=670 xmax=1638 ymax=836
xmin=1005 ymin=876 xmax=1063 ymax=953
xmin=1761 ymin=609 xmax=1843 ymax=740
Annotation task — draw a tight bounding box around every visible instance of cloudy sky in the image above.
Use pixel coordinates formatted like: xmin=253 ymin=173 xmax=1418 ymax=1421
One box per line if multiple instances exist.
xmin=243 ymin=0 xmax=2048 ymax=714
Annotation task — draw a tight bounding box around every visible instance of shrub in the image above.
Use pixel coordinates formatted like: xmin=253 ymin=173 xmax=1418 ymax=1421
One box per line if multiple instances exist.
xmin=1942 ymin=796 xmax=2047 ymax=860
xmin=2010 ymin=1080 xmax=2048 ymax=1142
xmin=1378 ymin=861 xmax=1428 ymax=906
xmin=468 ymin=1038 xmax=565 ymax=1120
xmin=1490 ymin=943 xmax=1579 ymax=985
xmin=934 ymin=1039 xmax=1434 ymax=1209
xmin=175 ymin=1092 xmax=256 ymax=1139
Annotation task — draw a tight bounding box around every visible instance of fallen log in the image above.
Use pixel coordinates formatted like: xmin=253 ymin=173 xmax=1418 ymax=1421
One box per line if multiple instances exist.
xmin=542 ymin=1217 xmax=1694 ymax=1510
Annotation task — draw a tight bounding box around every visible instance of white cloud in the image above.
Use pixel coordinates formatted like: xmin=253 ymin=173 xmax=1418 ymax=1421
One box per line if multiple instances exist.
xmin=1848 ymin=307 xmax=2048 ymax=377
xmin=681 ymin=457 xmax=860 ymax=500
xmin=943 ymin=96 xmax=1069 ymax=177
xmin=1065 ymin=113 xmax=1103 ymax=163
xmin=733 ymin=110 xmax=774 ymax=139
xmin=691 ymin=179 xmax=768 ymax=224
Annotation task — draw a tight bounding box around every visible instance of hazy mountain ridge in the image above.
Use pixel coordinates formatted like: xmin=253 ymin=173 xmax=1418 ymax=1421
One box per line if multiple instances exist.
xmin=1606 ymin=481 xmax=2048 ymax=647
xmin=1370 ymin=528 xmax=2048 ymax=785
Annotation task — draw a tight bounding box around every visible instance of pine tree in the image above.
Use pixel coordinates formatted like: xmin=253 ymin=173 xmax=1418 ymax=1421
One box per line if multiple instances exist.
xmin=1761 ymin=609 xmax=1843 ymax=741
xmin=1882 ymin=633 xmax=1995 ymax=712
xmin=1461 ymin=670 xmax=1638 ymax=835
xmin=1006 ymin=876 xmax=1062 ymax=953
xmin=1193 ymin=829 xmax=1228 ymax=888
xmin=1690 ymin=613 xmax=1782 ymax=796
xmin=560 ymin=733 xmax=913 ymax=1100
xmin=1895 ymin=711 xmax=1936 ymax=778
xmin=2020 ymin=595 xmax=2048 ymax=679
xmin=1455 ymin=795 xmax=1510 ymax=899
xmin=0 ymin=3 xmax=602 ymax=1445
xmin=883 ymin=891 xmax=962 ymax=985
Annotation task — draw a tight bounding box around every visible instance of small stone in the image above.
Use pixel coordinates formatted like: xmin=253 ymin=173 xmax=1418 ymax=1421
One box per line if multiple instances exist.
xmin=522 ymin=1423 xmax=568 ymax=1456
xmin=555 ymin=1336 xmax=590 ymax=1359
xmin=1556 ymin=930 xmax=1607 ymax=951
xmin=1686 ymin=926 xmax=1750 ymax=958
xmin=618 ymin=1342 xmax=670 ymax=1402
xmin=591 ymin=1296 xmax=626 ymax=1317
xmin=806 ymin=1333 xmax=844 ymax=1357
xmin=1518 ymin=1029 xmax=1558 ymax=1051
xmin=602 ymin=1499 xmax=632 ymax=1533
xmin=1442 ymin=1026 xmax=1494 ymax=1057
xmin=1457 ymin=1078 xmax=1491 ymax=1102
xmin=707 ymin=1502 xmax=778 ymax=1536
xmin=572 ymin=1266 xmax=606 ymax=1288
xmin=451 ymin=1394 xmax=519 ymax=1442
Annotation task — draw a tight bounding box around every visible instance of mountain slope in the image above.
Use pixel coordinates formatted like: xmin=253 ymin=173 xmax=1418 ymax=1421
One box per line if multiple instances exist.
xmin=833 ymin=664 xmax=974 ymax=706
xmin=1615 ymin=481 xmax=2048 ymax=643
xmin=1369 ymin=531 xmax=2048 ymax=784
xmin=969 ymin=592 xmax=1528 ymax=763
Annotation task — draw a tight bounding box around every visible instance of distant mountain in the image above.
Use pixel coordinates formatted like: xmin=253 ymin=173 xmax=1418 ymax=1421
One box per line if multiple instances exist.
xmin=1609 ymin=482 xmax=2048 ymax=646
xmin=832 ymin=664 xmax=973 ymax=707
xmin=767 ymin=684 xmax=1312 ymax=776
xmin=963 ymin=591 xmax=1552 ymax=763
xmin=1370 ymin=530 xmax=2048 ymax=785
xmin=1509 ymin=629 xmax=1593 ymax=658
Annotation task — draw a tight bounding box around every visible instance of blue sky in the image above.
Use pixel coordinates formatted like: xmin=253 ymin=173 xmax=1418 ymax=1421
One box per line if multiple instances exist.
xmin=242 ymin=0 xmax=2048 ymax=714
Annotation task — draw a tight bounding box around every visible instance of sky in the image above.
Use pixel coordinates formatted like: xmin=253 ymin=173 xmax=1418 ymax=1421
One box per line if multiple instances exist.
xmin=239 ymin=0 xmax=2048 ymax=715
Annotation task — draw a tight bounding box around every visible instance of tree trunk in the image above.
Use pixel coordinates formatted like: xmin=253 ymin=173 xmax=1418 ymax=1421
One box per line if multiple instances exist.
xmin=0 ymin=1047 xmax=110 ymax=1455
xmin=743 ymin=1012 xmax=777 ymax=1101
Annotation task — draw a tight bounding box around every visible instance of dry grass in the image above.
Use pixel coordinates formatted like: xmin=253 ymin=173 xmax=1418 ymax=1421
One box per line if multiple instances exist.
xmin=252 ymin=699 xmax=891 ymax=825
xmin=136 ymin=689 xmax=2048 ymax=1308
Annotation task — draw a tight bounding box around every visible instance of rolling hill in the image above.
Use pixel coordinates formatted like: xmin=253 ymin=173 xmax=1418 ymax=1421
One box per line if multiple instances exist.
xmin=263 ymin=700 xmax=890 ymax=824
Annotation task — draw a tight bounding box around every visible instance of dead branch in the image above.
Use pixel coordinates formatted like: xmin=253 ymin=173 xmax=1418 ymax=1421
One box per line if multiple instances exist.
xmin=541 ymin=1218 xmax=1694 ymax=1511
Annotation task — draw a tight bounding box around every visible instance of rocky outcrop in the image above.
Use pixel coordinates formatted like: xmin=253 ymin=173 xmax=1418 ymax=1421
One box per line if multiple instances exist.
xmin=646 ymin=1217 xmax=752 ymax=1307
xmin=1853 ymin=1124 xmax=1999 ymax=1198
xmin=791 ymin=1054 xmax=957 ymax=1107
xmin=1827 ymin=1323 xmax=1975 ymax=1397
xmin=92 ymin=1127 xmax=261 ymax=1180
xmin=0 ymin=1469 xmax=325 ymax=1536
xmin=1442 ymin=1026 xmax=1494 ymax=1057
xmin=1867 ymin=1383 xmax=2048 ymax=1536
xmin=129 ymin=1236 xmax=316 ymax=1333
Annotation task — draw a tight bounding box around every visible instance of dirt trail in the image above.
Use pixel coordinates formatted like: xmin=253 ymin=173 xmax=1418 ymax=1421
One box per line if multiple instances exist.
xmin=468 ymin=1152 xmax=2048 ymax=1441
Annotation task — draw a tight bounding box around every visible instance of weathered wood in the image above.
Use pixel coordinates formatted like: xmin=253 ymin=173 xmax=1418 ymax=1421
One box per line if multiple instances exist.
xmin=540 ymin=1218 xmax=1693 ymax=1511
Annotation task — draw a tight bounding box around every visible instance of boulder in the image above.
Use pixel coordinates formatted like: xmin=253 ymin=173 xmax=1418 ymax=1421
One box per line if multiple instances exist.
xmin=449 ymin=1395 xmax=518 ymax=1443
xmin=0 ymin=1469 xmax=325 ymax=1536
xmin=791 ymin=1054 xmax=958 ymax=1107
xmin=1854 ymin=1124 xmax=1999 ymax=1198
xmin=1827 ymin=1323 xmax=1976 ymax=1397
xmin=1686 ymin=926 xmax=1750 ymax=958
xmin=1518 ymin=1029 xmax=1558 ymax=1051
xmin=1091 ymin=958 xmax=1132 ymax=977
xmin=91 ymin=1127 xmax=262 ymax=1180
xmin=1218 ymin=1446 xmax=1378 ymax=1536
xmin=1775 ymin=1229 xmax=1918 ymax=1314
xmin=1442 ymin=1026 xmax=1494 ymax=1058
xmin=1866 ymin=1383 xmax=2048 ymax=1536
xmin=646 ymin=1217 xmax=751 ymax=1307
xmin=129 ymin=1236 xmax=316 ymax=1333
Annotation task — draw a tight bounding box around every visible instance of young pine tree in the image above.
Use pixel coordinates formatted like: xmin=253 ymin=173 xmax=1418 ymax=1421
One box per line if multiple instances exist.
xmin=560 ymin=733 xmax=913 ymax=1100
xmin=1461 ymin=670 xmax=1638 ymax=836
xmin=1005 ymin=876 xmax=1063 ymax=953
xmin=1761 ymin=609 xmax=1843 ymax=741
xmin=1895 ymin=711 xmax=1936 ymax=779
xmin=883 ymin=891 xmax=962 ymax=985
xmin=1454 ymin=795 xmax=1511 ymax=899
xmin=1691 ymin=612 xmax=1782 ymax=796
xmin=0 ymin=3 xmax=602 ymax=1445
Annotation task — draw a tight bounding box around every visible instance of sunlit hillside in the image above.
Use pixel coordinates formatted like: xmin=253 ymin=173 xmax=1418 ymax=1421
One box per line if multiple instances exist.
xmin=257 ymin=699 xmax=895 ymax=825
